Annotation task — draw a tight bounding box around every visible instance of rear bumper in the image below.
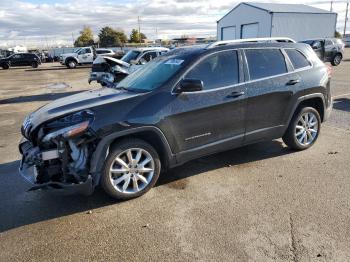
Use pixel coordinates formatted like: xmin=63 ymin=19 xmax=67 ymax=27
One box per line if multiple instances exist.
xmin=19 ymin=138 xmax=94 ymax=196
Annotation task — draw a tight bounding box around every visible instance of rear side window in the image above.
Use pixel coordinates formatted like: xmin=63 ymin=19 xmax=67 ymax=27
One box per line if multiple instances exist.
xmin=185 ymin=50 xmax=239 ymax=90
xmin=245 ymin=49 xmax=287 ymax=80
xmin=285 ymin=49 xmax=310 ymax=69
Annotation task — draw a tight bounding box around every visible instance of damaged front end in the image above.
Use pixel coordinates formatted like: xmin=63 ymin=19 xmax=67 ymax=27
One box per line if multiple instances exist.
xmin=19 ymin=110 xmax=97 ymax=195
xmin=89 ymin=56 xmax=131 ymax=86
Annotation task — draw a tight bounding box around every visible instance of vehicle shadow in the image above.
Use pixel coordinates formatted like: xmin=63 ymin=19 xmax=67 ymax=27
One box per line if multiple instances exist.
xmin=0 ymin=140 xmax=293 ymax=233
xmin=333 ymin=98 xmax=350 ymax=112
xmin=0 ymin=91 xmax=87 ymax=105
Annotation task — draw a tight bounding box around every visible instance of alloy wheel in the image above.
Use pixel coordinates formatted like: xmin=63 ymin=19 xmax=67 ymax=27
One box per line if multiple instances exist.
xmin=334 ymin=55 xmax=341 ymax=65
xmin=109 ymin=148 xmax=155 ymax=194
xmin=295 ymin=112 xmax=319 ymax=146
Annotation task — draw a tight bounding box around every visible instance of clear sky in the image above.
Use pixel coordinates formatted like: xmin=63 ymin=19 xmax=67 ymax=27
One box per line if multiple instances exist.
xmin=0 ymin=0 xmax=348 ymax=48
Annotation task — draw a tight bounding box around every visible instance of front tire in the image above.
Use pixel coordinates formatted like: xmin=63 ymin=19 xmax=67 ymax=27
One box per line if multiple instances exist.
xmin=31 ymin=61 xmax=38 ymax=68
xmin=1 ymin=63 xmax=9 ymax=70
xmin=283 ymin=107 xmax=321 ymax=151
xmin=101 ymin=139 xmax=161 ymax=200
xmin=331 ymin=53 xmax=342 ymax=66
xmin=66 ymin=60 xmax=77 ymax=69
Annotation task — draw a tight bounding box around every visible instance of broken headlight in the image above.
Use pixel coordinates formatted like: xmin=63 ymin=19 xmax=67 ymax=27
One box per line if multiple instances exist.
xmin=42 ymin=110 xmax=94 ymax=143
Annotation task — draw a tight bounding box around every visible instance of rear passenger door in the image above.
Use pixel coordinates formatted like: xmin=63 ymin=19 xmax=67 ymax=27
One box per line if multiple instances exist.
xmin=243 ymin=48 xmax=303 ymax=143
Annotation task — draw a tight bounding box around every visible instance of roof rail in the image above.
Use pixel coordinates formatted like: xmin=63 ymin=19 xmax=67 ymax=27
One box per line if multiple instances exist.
xmin=207 ymin=37 xmax=296 ymax=49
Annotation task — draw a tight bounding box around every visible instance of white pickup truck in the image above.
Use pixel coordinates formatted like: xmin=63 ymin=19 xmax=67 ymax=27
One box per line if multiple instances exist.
xmin=59 ymin=47 xmax=114 ymax=69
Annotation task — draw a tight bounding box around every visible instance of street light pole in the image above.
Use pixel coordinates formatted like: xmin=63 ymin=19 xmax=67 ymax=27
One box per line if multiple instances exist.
xmin=344 ymin=1 xmax=349 ymax=36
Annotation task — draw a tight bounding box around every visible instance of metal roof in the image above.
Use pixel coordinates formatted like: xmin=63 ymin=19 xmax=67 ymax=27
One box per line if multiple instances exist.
xmin=245 ymin=2 xmax=335 ymax=14
xmin=218 ymin=2 xmax=336 ymax=22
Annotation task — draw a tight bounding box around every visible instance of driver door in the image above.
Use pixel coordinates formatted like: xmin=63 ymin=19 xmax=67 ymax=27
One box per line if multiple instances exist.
xmin=166 ymin=50 xmax=246 ymax=158
xmin=78 ymin=48 xmax=93 ymax=63
xmin=10 ymin=54 xmax=24 ymax=66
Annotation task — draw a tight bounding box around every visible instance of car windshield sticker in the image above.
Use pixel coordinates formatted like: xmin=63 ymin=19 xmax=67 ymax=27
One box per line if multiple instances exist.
xmin=165 ymin=59 xmax=184 ymax=65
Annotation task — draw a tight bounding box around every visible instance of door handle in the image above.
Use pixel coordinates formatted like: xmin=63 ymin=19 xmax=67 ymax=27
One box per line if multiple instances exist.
xmin=286 ymin=79 xmax=300 ymax=86
xmin=226 ymin=91 xmax=245 ymax=98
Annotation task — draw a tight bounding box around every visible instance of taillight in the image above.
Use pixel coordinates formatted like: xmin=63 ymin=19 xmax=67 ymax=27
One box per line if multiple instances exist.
xmin=327 ymin=64 xmax=333 ymax=78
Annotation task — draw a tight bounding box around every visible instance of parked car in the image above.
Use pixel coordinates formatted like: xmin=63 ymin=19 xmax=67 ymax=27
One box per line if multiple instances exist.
xmin=59 ymin=46 xmax=96 ymax=69
xmin=0 ymin=53 xmax=41 ymax=69
xmin=300 ymin=38 xmax=344 ymax=66
xmin=95 ymin=48 xmax=115 ymax=57
xmin=59 ymin=47 xmax=119 ymax=69
xmin=19 ymin=42 xmax=332 ymax=200
xmin=89 ymin=47 xmax=169 ymax=86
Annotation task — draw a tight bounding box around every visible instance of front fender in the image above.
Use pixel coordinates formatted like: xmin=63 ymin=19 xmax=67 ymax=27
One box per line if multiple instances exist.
xmin=64 ymin=56 xmax=79 ymax=64
xmin=89 ymin=126 xmax=175 ymax=186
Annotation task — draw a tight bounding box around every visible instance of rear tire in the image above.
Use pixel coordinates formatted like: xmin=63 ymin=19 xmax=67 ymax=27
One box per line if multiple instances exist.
xmin=331 ymin=53 xmax=342 ymax=66
xmin=283 ymin=107 xmax=321 ymax=151
xmin=101 ymin=139 xmax=161 ymax=200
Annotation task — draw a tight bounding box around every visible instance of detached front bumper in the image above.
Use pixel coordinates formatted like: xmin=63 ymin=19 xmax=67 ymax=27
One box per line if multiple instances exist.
xmin=19 ymin=138 xmax=94 ymax=195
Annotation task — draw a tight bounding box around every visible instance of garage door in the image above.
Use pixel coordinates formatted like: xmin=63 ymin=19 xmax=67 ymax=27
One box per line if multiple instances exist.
xmin=221 ymin=26 xmax=236 ymax=41
xmin=241 ymin=23 xmax=259 ymax=39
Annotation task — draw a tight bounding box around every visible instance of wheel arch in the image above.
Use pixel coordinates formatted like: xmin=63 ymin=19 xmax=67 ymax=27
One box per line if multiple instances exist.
xmin=287 ymin=94 xmax=326 ymax=127
xmin=65 ymin=56 xmax=78 ymax=65
xmin=89 ymin=127 xmax=175 ymax=186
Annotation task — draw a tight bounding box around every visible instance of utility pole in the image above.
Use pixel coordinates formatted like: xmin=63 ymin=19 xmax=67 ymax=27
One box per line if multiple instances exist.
xmin=344 ymin=1 xmax=349 ymax=37
xmin=138 ymin=16 xmax=141 ymax=44
xmin=330 ymin=0 xmax=333 ymax=12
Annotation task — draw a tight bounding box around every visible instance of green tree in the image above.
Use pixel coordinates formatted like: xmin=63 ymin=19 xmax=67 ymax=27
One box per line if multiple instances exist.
xmin=74 ymin=26 xmax=95 ymax=47
xmin=334 ymin=31 xmax=342 ymax=38
xmin=129 ymin=29 xmax=147 ymax=43
xmin=98 ymin=27 xmax=127 ymax=47
xmin=116 ymin=29 xmax=128 ymax=44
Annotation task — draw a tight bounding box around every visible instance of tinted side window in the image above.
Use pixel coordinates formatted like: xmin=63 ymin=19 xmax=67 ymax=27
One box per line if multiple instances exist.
xmin=85 ymin=48 xmax=91 ymax=54
xmin=245 ymin=49 xmax=287 ymax=80
xmin=185 ymin=50 xmax=239 ymax=90
xmin=285 ymin=49 xmax=310 ymax=69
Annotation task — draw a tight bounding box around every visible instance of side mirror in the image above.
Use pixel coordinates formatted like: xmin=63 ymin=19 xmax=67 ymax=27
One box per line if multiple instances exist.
xmin=130 ymin=59 xmax=137 ymax=65
xmin=174 ymin=79 xmax=203 ymax=94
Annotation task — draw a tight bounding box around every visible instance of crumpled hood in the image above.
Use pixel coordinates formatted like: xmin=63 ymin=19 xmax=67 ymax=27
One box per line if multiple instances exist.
xmin=25 ymin=88 xmax=143 ymax=132
xmin=93 ymin=56 xmax=130 ymax=68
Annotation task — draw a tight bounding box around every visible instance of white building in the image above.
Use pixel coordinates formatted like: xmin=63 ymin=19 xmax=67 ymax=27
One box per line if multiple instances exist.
xmin=217 ymin=2 xmax=337 ymax=42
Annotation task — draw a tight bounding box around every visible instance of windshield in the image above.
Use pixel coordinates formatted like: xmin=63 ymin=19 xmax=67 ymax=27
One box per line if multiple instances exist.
xmin=121 ymin=50 xmax=141 ymax=63
xmin=116 ymin=57 xmax=185 ymax=92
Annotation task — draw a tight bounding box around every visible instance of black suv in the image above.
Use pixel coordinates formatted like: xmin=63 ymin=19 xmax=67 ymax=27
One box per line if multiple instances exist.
xmin=301 ymin=38 xmax=345 ymax=66
xmin=0 ymin=53 xmax=41 ymax=69
xmin=19 ymin=42 xmax=332 ymax=200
